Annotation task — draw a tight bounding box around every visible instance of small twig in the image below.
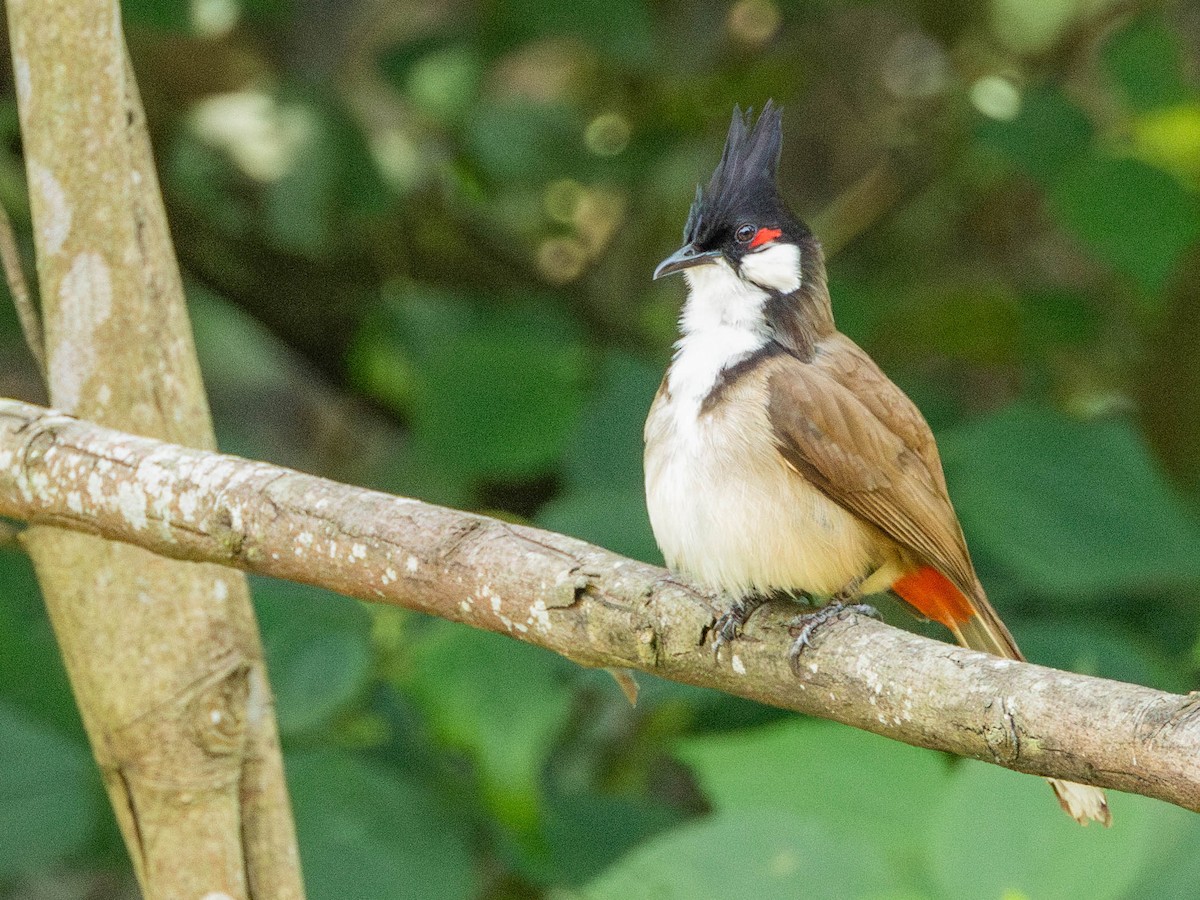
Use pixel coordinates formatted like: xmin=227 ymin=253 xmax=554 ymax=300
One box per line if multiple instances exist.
xmin=0 ymin=203 xmax=46 ymax=382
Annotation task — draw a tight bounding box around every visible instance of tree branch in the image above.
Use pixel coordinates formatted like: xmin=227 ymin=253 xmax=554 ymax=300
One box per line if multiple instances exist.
xmin=2 ymin=396 xmax=1198 ymax=814
xmin=6 ymin=1 xmax=300 ymax=894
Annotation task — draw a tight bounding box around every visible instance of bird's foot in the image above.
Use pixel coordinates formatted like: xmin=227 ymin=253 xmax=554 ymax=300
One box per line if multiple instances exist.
xmin=786 ymin=602 xmax=879 ymax=672
xmin=710 ymin=595 xmax=770 ymax=658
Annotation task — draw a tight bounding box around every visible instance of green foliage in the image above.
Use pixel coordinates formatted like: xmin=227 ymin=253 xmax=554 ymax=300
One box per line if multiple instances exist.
xmin=0 ymin=702 xmax=102 ymax=880
xmin=940 ymin=404 xmax=1200 ymax=598
xmin=288 ymin=748 xmax=478 ymax=899
xmin=253 ymin=578 xmax=374 ymax=735
xmin=4 ymin=1 xmax=1200 ymax=897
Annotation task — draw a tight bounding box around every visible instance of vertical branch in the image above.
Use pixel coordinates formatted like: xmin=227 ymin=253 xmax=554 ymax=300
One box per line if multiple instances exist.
xmin=6 ymin=2 xmax=302 ymax=897
xmin=0 ymin=202 xmax=46 ymax=380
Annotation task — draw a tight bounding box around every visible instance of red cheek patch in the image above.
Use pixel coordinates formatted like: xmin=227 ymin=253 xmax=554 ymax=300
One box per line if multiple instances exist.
xmin=749 ymin=227 xmax=782 ymax=249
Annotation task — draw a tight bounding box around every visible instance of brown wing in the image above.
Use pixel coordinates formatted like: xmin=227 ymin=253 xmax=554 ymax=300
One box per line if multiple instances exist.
xmin=764 ymin=348 xmax=978 ymax=600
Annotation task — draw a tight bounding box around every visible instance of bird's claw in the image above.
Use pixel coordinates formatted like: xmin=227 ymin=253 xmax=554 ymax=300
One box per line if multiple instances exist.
xmin=786 ymin=602 xmax=879 ymax=672
xmin=709 ymin=595 xmax=768 ymax=659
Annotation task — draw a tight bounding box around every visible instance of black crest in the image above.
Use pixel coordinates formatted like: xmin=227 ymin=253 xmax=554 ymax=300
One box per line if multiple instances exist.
xmin=683 ymin=101 xmax=786 ymax=247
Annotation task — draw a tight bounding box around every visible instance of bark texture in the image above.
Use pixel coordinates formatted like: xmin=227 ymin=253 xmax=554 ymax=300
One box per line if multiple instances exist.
xmin=6 ymin=2 xmax=301 ymax=896
xmin=3 ymin=396 xmax=1199 ymax=815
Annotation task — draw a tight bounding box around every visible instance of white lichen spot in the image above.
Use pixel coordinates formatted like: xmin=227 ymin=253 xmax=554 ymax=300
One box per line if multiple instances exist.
xmin=381 ymin=567 xmax=398 ymax=585
xmin=30 ymin=162 xmax=72 ymax=255
xmin=66 ymin=490 xmax=83 ymax=513
xmin=51 ymin=251 xmax=113 ymax=412
xmin=14 ymin=56 xmax=31 ymax=107
xmin=731 ymin=654 xmax=747 ymax=675
xmin=210 ymin=709 xmax=223 ymax=724
xmin=490 ymin=595 xmax=502 ymax=613
xmin=460 ymin=599 xmax=473 ymax=613
xmin=297 ymin=531 xmax=314 ymax=546
xmin=178 ymin=489 xmax=199 ymax=521
xmin=405 ymin=555 xmax=419 ymax=573
xmin=0 ymin=449 xmax=12 ymax=470
xmin=527 ymin=599 xmax=552 ymax=634
xmin=328 ymin=541 xmax=338 ymax=558
xmin=514 ymin=622 xmax=528 ymax=633
xmin=212 ymin=579 xmax=228 ymax=602
xmin=28 ymin=471 xmax=50 ymax=500
xmin=227 ymin=505 xmax=243 ymax=531
xmin=351 ymin=542 xmax=367 ymax=559
xmin=87 ymin=471 xmax=105 ymax=504
xmin=96 ymin=383 xmax=112 ymax=407
xmin=116 ymin=481 xmax=148 ymax=530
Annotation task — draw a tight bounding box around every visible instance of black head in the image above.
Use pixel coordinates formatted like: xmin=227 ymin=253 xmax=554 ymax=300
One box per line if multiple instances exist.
xmin=654 ymin=101 xmax=808 ymax=281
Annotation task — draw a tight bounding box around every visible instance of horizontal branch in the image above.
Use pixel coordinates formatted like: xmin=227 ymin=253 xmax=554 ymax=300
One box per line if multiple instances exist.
xmin=2 ymin=397 xmax=1198 ymax=813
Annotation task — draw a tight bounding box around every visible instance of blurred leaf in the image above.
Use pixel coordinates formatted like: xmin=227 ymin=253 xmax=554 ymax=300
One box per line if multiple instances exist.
xmin=926 ymin=762 xmax=1192 ymax=900
xmin=401 ymin=623 xmax=575 ymax=834
xmin=1050 ymin=154 xmax=1200 ymax=296
xmin=0 ymin=549 xmax=81 ymax=737
xmin=940 ymin=404 xmax=1200 ymax=597
xmin=0 ymin=702 xmax=101 ymax=879
xmin=544 ymin=791 xmax=686 ymax=886
xmin=355 ymin=290 xmax=587 ymax=482
xmin=561 ymin=351 xmax=661 ymax=492
xmin=467 ymin=102 xmax=583 ymax=183
xmin=1102 ymin=17 xmax=1192 ymax=113
xmin=404 ymin=46 xmax=483 ymax=123
xmin=481 ymin=0 xmax=652 ymax=63
xmin=1016 ymin=619 xmax=1179 ymax=690
xmin=537 ymin=486 xmax=661 ymax=564
xmin=253 ymin=578 xmax=373 ymax=735
xmin=678 ymin=719 xmax=949 ymax=866
xmin=976 ymin=85 xmax=1093 ymax=184
xmin=579 ymin=809 xmax=895 ymax=900
xmin=121 ymin=0 xmax=190 ymax=32
xmin=1018 ymin=290 xmax=1102 ymax=352
xmin=289 ymin=748 xmax=477 ymax=900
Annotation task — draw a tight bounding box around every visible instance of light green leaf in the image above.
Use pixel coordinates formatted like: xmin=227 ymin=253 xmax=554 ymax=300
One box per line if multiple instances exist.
xmin=677 ymin=719 xmax=950 ymax=863
xmin=926 ymin=762 xmax=1191 ymax=900
xmin=580 ymin=809 xmax=895 ymax=900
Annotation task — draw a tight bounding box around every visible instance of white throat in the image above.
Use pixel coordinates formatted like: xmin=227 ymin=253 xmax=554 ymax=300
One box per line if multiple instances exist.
xmin=669 ymin=258 xmax=772 ymax=409
xmin=667 ymin=243 xmax=802 ymax=409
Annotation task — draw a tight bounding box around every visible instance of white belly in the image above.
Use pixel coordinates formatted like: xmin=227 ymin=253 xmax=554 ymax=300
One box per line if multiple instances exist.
xmin=644 ymin=385 xmax=877 ymax=599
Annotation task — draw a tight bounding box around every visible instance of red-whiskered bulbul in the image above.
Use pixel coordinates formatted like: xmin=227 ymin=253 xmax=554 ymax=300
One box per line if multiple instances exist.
xmin=644 ymin=102 xmax=1110 ymax=826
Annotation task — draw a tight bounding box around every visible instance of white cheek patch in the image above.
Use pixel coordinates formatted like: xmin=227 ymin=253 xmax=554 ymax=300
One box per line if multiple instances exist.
xmin=739 ymin=242 xmax=802 ymax=293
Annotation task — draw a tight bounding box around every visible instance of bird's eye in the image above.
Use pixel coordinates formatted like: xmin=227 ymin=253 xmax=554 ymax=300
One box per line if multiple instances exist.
xmin=735 ymin=223 xmax=756 ymax=243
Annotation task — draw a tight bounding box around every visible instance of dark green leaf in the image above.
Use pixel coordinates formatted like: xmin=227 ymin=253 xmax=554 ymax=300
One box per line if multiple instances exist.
xmin=940 ymin=404 xmax=1200 ymax=597
xmin=1102 ymin=17 xmax=1192 ymax=112
xmin=0 ymin=549 xmax=81 ymax=737
xmin=537 ymin=486 xmax=661 ymax=564
xmin=400 ymin=623 xmax=575 ymax=833
xmin=975 ymin=85 xmax=1093 ymax=184
xmin=0 ymin=702 xmax=100 ymax=879
xmin=1050 ymin=154 xmax=1200 ymax=296
xmin=289 ymin=748 xmax=477 ymax=900
xmin=253 ymin=578 xmax=373 ymax=735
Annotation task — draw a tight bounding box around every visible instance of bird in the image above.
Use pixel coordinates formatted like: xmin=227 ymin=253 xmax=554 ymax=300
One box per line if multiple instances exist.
xmin=643 ymin=101 xmax=1110 ymax=826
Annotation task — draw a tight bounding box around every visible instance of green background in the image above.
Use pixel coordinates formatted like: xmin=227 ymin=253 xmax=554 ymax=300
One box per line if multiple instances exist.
xmin=1 ymin=0 xmax=1199 ymax=896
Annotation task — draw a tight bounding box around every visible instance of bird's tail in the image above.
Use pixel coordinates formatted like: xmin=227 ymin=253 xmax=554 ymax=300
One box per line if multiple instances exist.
xmin=892 ymin=565 xmax=1112 ymax=827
